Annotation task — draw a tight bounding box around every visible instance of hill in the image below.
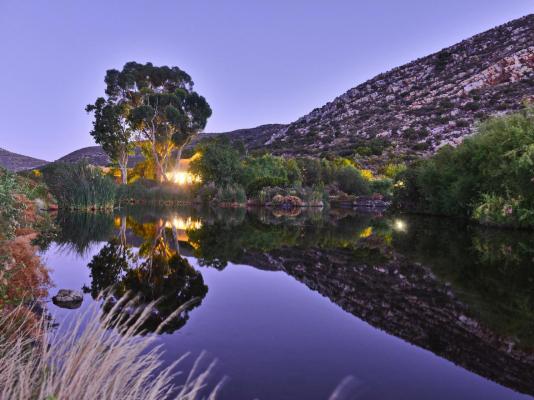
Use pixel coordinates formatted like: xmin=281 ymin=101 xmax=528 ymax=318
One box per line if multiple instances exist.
xmin=262 ymin=14 xmax=534 ymax=161
xmin=0 ymin=148 xmax=48 ymax=172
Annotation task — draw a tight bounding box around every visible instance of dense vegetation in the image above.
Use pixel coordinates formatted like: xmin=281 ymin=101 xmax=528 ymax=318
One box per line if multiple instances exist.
xmin=189 ymin=136 xmax=395 ymax=206
xmin=394 ymin=108 xmax=534 ymax=228
xmin=41 ymin=161 xmax=116 ymax=210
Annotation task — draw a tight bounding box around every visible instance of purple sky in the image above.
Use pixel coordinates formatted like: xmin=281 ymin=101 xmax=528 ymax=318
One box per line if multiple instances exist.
xmin=0 ymin=1 xmax=532 ymax=161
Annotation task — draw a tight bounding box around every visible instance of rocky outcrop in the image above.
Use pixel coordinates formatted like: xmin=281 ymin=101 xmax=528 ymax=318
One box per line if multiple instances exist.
xmin=263 ymin=14 xmax=534 ymax=160
xmin=244 ymin=247 xmax=534 ymax=396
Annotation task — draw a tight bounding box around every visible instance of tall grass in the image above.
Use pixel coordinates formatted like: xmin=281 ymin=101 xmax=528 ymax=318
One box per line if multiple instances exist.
xmin=42 ymin=162 xmax=116 ymax=210
xmin=0 ymin=297 xmax=223 ymax=400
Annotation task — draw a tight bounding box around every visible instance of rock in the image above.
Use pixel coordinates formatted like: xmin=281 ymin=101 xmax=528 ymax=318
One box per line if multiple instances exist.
xmin=52 ymin=289 xmax=83 ymax=309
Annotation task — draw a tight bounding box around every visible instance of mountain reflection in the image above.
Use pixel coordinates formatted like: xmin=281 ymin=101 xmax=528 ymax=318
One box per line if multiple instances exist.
xmin=46 ymin=206 xmax=534 ymax=394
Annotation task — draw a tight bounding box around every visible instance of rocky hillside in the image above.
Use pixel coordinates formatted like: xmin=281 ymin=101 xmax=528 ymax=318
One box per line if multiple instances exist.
xmin=0 ymin=148 xmax=48 ymax=172
xmin=263 ymin=14 xmax=534 ymax=161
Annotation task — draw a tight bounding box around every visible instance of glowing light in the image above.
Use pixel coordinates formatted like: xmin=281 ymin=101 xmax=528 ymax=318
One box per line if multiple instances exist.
xmin=165 ymin=217 xmax=202 ymax=231
xmin=167 ymin=171 xmax=202 ymax=185
xmin=359 ymin=226 xmax=373 ymax=238
xmin=393 ymin=219 xmax=407 ymax=232
xmin=394 ymin=180 xmax=405 ymax=188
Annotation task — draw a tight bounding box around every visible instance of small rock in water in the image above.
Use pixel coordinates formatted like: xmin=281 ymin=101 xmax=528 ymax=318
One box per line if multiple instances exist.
xmin=52 ymin=289 xmax=83 ymax=309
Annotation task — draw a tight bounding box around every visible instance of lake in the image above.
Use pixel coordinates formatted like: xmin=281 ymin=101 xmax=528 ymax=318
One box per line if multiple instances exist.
xmin=39 ymin=206 xmax=534 ymax=400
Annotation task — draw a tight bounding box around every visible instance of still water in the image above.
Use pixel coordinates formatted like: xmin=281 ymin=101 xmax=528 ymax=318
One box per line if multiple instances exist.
xmin=39 ymin=207 xmax=534 ymax=400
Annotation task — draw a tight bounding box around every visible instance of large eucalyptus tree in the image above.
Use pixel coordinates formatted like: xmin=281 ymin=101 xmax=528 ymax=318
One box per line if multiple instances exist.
xmin=87 ymin=62 xmax=212 ymax=183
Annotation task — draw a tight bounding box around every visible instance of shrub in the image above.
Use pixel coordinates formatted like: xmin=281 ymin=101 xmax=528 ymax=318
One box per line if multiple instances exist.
xmin=0 ymin=169 xmax=20 ymax=240
xmin=190 ymin=136 xmax=243 ymax=185
xmin=214 ymin=184 xmax=246 ymax=204
xmin=334 ymin=166 xmax=370 ymax=196
xmin=395 ymin=108 xmax=534 ymax=222
xmin=383 ymin=163 xmax=407 ymax=179
xmin=370 ymin=178 xmax=394 ymax=198
xmin=473 ymin=194 xmax=534 ymax=228
xmin=241 ymin=155 xmax=289 ymax=195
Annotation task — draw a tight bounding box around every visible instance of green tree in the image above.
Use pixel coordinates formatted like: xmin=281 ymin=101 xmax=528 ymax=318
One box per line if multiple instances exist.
xmin=241 ymin=154 xmax=289 ymax=194
xmin=190 ymin=137 xmax=244 ymax=185
xmin=86 ymin=98 xmax=133 ymax=184
xmin=95 ymin=62 xmax=212 ymax=182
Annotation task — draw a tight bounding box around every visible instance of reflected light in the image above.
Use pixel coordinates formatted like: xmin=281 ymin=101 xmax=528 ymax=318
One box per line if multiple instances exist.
xmin=165 ymin=217 xmax=202 ymax=231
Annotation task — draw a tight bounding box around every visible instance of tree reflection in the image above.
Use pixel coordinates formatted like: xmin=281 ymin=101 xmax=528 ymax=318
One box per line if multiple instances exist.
xmin=87 ymin=216 xmax=208 ymax=334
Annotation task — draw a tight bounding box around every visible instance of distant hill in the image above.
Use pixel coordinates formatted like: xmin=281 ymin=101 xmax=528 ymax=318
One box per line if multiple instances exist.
xmin=52 ymin=124 xmax=287 ymax=167
xmin=262 ymin=14 xmax=534 ymax=159
xmin=0 ymin=148 xmax=48 ymax=172
xmin=56 ymin=146 xmax=145 ymax=167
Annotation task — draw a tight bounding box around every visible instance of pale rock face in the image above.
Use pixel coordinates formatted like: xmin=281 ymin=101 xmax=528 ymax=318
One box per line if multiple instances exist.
xmin=260 ymin=14 xmax=534 ymax=160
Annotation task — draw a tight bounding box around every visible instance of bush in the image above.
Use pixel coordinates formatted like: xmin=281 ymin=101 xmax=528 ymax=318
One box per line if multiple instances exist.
xmin=370 ymin=178 xmax=393 ymax=198
xmin=473 ymin=194 xmax=534 ymax=228
xmin=241 ymin=155 xmax=289 ymax=195
xmin=395 ymin=108 xmax=534 ymax=223
xmin=383 ymin=163 xmax=407 ymax=178
xmin=41 ymin=161 xmax=116 ymax=210
xmin=334 ymin=166 xmax=370 ymax=196
xmin=0 ymin=169 xmax=20 ymax=240
xmin=190 ymin=136 xmax=243 ymax=185
xmin=214 ymin=184 xmax=246 ymax=204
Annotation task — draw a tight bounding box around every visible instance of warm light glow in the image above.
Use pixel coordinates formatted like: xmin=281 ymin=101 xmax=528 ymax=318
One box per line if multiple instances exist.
xmin=165 ymin=217 xmax=202 ymax=231
xmin=167 ymin=171 xmax=202 ymax=185
xmin=393 ymin=219 xmax=407 ymax=232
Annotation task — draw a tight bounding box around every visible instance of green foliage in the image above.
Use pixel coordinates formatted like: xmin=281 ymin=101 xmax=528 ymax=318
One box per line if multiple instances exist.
xmin=472 ymin=194 xmax=534 ymax=228
xmin=241 ymin=154 xmax=290 ymax=195
xmin=92 ymin=62 xmax=212 ymax=182
xmin=0 ymin=169 xmax=21 ymax=240
xmin=334 ymin=166 xmax=370 ymax=196
xmin=190 ymin=137 xmax=243 ymax=185
xmin=85 ymin=97 xmax=134 ymax=183
xmin=41 ymin=162 xmax=116 ymax=210
xmin=395 ymin=108 xmax=534 ymax=225
xmin=383 ymin=163 xmax=407 ymax=179
xmin=370 ymin=178 xmax=393 ymax=198
xmin=213 ymin=184 xmax=247 ymax=204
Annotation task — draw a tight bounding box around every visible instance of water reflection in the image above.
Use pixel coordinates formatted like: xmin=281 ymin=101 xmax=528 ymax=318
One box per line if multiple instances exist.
xmin=85 ymin=215 xmax=208 ymax=334
xmin=45 ymin=206 xmax=534 ymax=395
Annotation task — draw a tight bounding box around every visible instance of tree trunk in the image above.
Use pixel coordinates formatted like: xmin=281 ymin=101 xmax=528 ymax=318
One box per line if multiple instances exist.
xmin=150 ymin=141 xmax=166 ymax=183
xmin=118 ymin=149 xmax=128 ymax=185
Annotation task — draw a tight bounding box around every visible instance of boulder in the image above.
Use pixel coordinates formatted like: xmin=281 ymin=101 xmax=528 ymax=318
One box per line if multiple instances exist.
xmin=52 ymin=289 xmax=83 ymax=309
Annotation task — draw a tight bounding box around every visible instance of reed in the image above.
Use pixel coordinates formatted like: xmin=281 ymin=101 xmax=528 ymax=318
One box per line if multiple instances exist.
xmin=42 ymin=162 xmax=116 ymax=210
xmin=0 ymin=297 xmax=223 ymax=400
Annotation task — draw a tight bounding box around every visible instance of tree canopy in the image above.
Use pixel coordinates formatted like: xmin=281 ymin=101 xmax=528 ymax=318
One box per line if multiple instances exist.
xmin=87 ymin=62 xmax=212 ymax=183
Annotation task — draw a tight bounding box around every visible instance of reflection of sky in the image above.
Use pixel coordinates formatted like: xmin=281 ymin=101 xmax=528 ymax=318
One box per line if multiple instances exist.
xmin=40 ymin=239 xmax=529 ymax=400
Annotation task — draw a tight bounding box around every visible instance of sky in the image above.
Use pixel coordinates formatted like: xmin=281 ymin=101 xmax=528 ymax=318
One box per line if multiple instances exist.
xmin=0 ymin=1 xmax=532 ymax=161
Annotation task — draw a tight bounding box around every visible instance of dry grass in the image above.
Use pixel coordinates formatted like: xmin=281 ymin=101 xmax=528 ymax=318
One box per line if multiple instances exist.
xmin=0 ymin=296 xmax=223 ymax=400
